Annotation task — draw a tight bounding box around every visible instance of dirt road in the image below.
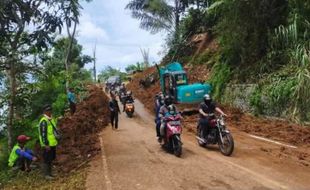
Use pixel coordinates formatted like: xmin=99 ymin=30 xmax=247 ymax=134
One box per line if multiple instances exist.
xmin=86 ymin=100 xmax=310 ymax=190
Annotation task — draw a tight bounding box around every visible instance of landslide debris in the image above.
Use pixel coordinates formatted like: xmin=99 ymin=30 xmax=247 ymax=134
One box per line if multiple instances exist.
xmin=56 ymin=85 xmax=110 ymax=173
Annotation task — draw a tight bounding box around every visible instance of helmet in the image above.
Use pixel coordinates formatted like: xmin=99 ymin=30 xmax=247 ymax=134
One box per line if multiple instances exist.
xmin=126 ymin=91 xmax=132 ymax=96
xmin=203 ymin=94 xmax=212 ymax=104
xmin=204 ymin=94 xmax=211 ymax=101
xmin=164 ymin=96 xmax=172 ymax=106
xmin=17 ymin=135 xmax=31 ymax=143
xmin=167 ymin=105 xmax=177 ymax=115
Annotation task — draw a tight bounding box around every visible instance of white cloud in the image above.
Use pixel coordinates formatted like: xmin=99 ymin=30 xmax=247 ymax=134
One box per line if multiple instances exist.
xmin=78 ymin=14 xmax=109 ymax=41
xmin=78 ymin=0 xmax=166 ymax=72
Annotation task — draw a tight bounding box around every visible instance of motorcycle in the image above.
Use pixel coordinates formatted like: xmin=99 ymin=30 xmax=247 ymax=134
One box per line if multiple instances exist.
xmin=125 ymin=100 xmax=135 ymax=118
xmin=163 ymin=114 xmax=183 ymax=157
xmin=119 ymin=92 xmax=126 ymax=104
xmin=196 ymin=115 xmax=234 ymax=156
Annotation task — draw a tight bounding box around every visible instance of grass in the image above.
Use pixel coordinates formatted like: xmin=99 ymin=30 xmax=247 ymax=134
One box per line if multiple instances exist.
xmin=1 ymin=167 xmax=87 ymax=190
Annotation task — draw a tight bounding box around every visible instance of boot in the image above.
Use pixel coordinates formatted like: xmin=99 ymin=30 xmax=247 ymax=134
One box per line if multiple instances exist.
xmin=43 ymin=163 xmax=54 ymax=180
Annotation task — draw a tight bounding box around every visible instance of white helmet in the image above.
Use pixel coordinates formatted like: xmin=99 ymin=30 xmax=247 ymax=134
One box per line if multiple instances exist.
xmin=203 ymin=94 xmax=211 ymax=101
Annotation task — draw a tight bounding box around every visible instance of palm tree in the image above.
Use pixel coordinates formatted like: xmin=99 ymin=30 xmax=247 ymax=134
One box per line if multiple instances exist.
xmin=126 ymin=0 xmax=187 ymax=35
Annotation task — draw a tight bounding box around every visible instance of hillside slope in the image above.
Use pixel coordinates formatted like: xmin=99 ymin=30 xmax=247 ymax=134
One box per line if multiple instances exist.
xmin=128 ymin=33 xmax=310 ymax=164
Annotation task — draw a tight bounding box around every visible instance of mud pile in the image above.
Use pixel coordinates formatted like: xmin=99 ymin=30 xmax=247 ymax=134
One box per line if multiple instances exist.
xmin=226 ymin=107 xmax=310 ymax=146
xmin=127 ymin=67 xmax=160 ymax=113
xmin=56 ymin=85 xmax=110 ymax=173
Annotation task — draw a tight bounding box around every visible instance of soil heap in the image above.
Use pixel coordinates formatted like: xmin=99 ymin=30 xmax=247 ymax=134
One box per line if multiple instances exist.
xmin=56 ymin=85 xmax=110 ymax=173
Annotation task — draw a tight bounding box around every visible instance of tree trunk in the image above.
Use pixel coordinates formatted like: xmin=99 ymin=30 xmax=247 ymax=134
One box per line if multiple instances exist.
xmin=7 ymin=60 xmax=16 ymax=151
xmin=65 ymin=21 xmax=77 ymax=92
xmin=174 ymin=0 xmax=180 ymax=33
xmin=174 ymin=0 xmax=180 ymax=42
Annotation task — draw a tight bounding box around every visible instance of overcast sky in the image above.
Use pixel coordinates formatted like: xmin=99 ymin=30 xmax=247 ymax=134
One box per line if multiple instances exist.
xmin=76 ymin=0 xmax=165 ymax=72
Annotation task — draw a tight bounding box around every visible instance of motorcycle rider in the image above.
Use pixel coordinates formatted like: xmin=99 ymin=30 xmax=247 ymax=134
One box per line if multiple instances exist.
xmin=119 ymin=83 xmax=127 ymax=104
xmin=123 ymin=91 xmax=134 ymax=112
xmin=158 ymin=96 xmax=174 ymax=143
xmin=155 ymin=93 xmax=164 ymax=140
xmin=119 ymin=83 xmax=126 ymax=94
xmin=199 ymin=94 xmax=227 ymax=140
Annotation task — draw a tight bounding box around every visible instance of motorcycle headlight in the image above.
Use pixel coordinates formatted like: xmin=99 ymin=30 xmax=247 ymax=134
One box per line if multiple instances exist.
xmin=219 ymin=119 xmax=225 ymax=126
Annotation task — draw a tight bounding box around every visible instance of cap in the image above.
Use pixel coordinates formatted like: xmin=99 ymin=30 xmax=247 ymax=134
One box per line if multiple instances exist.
xmin=43 ymin=104 xmax=52 ymax=112
xmin=17 ymin=135 xmax=31 ymax=143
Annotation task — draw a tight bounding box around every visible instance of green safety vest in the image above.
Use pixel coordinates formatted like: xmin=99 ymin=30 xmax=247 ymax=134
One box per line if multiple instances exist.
xmin=38 ymin=116 xmax=58 ymax=147
xmin=8 ymin=144 xmax=21 ymax=167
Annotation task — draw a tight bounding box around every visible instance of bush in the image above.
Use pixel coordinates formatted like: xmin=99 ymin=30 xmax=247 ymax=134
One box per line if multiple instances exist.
xmin=207 ymin=61 xmax=231 ymax=100
xmin=52 ymin=93 xmax=68 ymax=117
xmin=249 ymin=87 xmax=263 ymax=115
xmin=191 ymin=50 xmax=214 ymax=65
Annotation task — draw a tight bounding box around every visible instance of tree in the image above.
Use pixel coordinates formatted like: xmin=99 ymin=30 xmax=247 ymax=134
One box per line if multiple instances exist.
xmin=126 ymin=0 xmax=189 ymax=36
xmin=125 ymin=62 xmax=144 ymax=73
xmin=0 ymin=0 xmax=84 ymax=150
xmin=98 ymin=66 xmax=127 ymax=82
xmin=43 ymin=37 xmax=93 ymax=74
xmin=62 ymin=0 xmax=93 ymax=91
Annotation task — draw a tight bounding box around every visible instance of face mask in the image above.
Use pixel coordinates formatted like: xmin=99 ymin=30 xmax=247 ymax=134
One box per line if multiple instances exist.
xmin=204 ymin=100 xmax=211 ymax=105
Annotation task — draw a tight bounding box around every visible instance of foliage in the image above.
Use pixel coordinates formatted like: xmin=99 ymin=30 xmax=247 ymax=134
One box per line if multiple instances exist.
xmin=179 ymin=4 xmax=218 ymax=37
xmin=98 ymin=66 xmax=127 ymax=82
xmin=249 ymin=87 xmax=263 ymax=116
xmin=125 ymin=62 xmax=144 ymax=73
xmin=262 ymin=12 xmax=310 ymax=121
xmin=215 ymin=0 xmax=288 ymax=66
xmin=191 ymin=50 xmax=214 ymax=65
xmin=44 ymin=38 xmax=93 ymax=74
xmin=0 ymin=32 xmax=92 ymax=180
xmin=126 ymin=0 xmax=175 ymax=34
xmin=207 ymin=61 xmax=231 ymax=100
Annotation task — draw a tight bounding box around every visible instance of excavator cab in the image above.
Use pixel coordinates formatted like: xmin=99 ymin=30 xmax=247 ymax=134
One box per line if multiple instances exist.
xmin=157 ymin=62 xmax=211 ymax=104
xmin=163 ymin=71 xmax=188 ymax=101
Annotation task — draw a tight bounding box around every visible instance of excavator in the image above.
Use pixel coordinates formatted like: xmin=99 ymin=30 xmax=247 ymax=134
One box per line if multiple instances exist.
xmin=156 ymin=62 xmax=211 ymax=106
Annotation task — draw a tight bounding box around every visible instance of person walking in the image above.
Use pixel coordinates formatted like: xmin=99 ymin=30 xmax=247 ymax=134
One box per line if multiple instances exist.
xmin=67 ymin=87 xmax=77 ymax=115
xmin=38 ymin=105 xmax=60 ymax=180
xmin=109 ymin=93 xmax=120 ymax=130
xmin=8 ymin=135 xmax=38 ymax=172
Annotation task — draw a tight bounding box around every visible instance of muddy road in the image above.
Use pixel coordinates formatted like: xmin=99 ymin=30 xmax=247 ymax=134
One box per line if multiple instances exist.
xmin=86 ymin=99 xmax=310 ymax=190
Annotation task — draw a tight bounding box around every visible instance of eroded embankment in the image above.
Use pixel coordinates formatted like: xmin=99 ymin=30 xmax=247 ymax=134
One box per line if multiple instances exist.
xmin=56 ymin=85 xmax=110 ymax=173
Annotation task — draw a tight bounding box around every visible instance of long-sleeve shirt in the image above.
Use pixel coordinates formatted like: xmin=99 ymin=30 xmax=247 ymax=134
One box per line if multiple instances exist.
xmin=109 ymin=99 xmax=120 ymax=113
xmin=16 ymin=149 xmax=33 ymax=160
xmin=67 ymin=92 xmax=76 ymax=104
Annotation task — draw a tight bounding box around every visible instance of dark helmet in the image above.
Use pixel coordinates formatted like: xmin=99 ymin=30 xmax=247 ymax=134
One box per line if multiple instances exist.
xmin=164 ymin=96 xmax=172 ymax=106
xmin=167 ymin=105 xmax=177 ymax=115
xmin=203 ymin=94 xmax=212 ymax=104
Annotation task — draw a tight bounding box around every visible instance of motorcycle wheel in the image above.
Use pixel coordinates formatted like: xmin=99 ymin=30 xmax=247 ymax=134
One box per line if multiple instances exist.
xmin=219 ymin=133 xmax=234 ymax=156
xmin=126 ymin=111 xmax=133 ymax=118
xmin=173 ymin=136 xmax=182 ymax=157
xmin=197 ymin=125 xmax=206 ymax=147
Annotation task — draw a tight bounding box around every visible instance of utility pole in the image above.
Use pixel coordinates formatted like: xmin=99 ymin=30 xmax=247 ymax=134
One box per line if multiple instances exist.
xmin=93 ymin=41 xmax=97 ymax=82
